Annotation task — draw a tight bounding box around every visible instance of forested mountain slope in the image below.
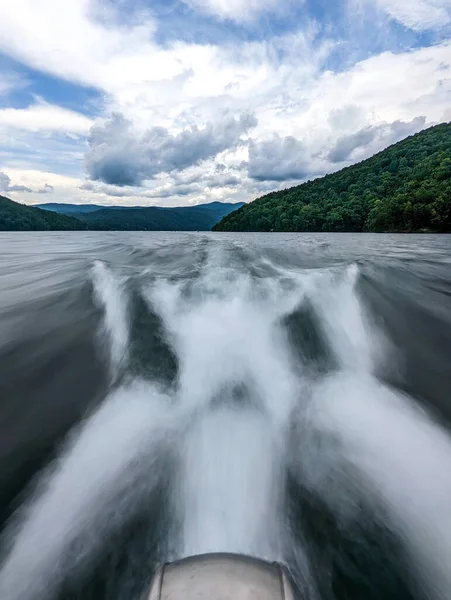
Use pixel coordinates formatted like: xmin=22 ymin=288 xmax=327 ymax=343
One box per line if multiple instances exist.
xmin=214 ymin=123 xmax=451 ymax=233
xmin=0 ymin=195 xmax=86 ymax=231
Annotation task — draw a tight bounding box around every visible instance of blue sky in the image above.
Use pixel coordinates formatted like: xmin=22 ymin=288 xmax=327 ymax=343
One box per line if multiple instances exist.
xmin=0 ymin=0 xmax=449 ymax=206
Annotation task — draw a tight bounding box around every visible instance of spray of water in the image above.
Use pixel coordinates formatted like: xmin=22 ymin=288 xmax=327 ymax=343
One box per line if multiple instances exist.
xmin=91 ymin=260 xmax=129 ymax=373
xmin=147 ymin=261 xmax=302 ymax=560
xmin=180 ymin=406 xmax=283 ymax=558
xmin=290 ymin=263 xmax=451 ymax=600
xmin=2 ymin=245 xmax=451 ymax=600
xmin=310 ymin=374 xmax=451 ymax=600
xmin=0 ymin=381 xmax=175 ymax=600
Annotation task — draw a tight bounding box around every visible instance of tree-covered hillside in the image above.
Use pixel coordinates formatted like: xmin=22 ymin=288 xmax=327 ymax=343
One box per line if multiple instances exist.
xmin=214 ymin=123 xmax=451 ymax=233
xmin=0 ymin=195 xmax=86 ymax=231
xmin=68 ymin=202 xmax=245 ymax=231
xmin=1 ymin=197 xmax=244 ymax=232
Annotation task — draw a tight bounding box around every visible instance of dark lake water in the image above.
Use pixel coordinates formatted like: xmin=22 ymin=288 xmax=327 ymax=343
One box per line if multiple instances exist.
xmin=0 ymin=232 xmax=450 ymax=600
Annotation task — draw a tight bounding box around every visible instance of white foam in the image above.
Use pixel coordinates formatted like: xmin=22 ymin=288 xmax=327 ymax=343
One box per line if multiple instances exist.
xmin=0 ymin=382 xmax=173 ymax=600
xmin=180 ymin=407 xmax=283 ymax=560
xmin=287 ymin=261 xmax=451 ymax=599
xmin=304 ymin=264 xmax=377 ymax=373
xmin=148 ymin=269 xmax=301 ymax=426
xmin=91 ymin=260 xmax=129 ymax=373
xmin=147 ymin=259 xmax=303 ymax=561
xmin=310 ymin=374 xmax=451 ymax=600
xmin=4 ymin=246 xmax=450 ymax=600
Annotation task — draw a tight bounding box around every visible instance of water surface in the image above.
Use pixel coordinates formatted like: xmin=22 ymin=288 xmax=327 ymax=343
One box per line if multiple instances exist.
xmin=0 ymin=232 xmax=450 ymax=600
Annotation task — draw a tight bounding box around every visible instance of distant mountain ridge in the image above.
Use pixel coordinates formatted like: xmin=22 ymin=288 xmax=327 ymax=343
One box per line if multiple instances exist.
xmin=214 ymin=123 xmax=451 ymax=233
xmin=36 ymin=203 xmax=118 ymax=214
xmin=0 ymin=199 xmax=244 ymax=231
xmin=36 ymin=201 xmax=245 ymax=231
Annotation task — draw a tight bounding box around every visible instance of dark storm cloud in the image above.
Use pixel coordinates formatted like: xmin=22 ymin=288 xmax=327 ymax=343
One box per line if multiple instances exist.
xmin=85 ymin=112 xmax=258 ymax=186
xmin=0 ymin=172 xmax=53 ymax=194
xmin=328 ymin=127 xmax=377 ymax=163
xmin=203 ymin=173 xmax=240 ymax=188
xmin=247 ymin=135 xmax=310 ymax=182
xmin=328 ymin=116 xmax=427 ymax=163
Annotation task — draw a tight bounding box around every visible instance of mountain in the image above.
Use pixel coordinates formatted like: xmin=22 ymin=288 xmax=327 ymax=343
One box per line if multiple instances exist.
xmin=36 ymin=203 xmax=117 ymax=214
xmin=0 ymin=195 xmax=86 ymax=231
xmin=214 ymin=123 xmax=451 ymax=233
xmin=36 ymin=201 xmax=245 ymax=231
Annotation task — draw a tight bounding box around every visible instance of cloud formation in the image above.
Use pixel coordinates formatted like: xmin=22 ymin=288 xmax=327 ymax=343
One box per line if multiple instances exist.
xmin=0 ymin=0 xmax=449 ymax=207
xmin=370 ymin=0 xmax=451 ymax=31
xmin=79 ymin=181 xmax=142 ymax=198
xmin=0 ymin=172 xmax=54 ymax=194
xmin=0 ymin=102 xmax=94 ymax=133
xmin=39 ymin=184 xmax=55 ymax=194
xmin=0 ymin=172 xmax=32 ymax=193
xmin=247 ymin=135 xmax=310 ymax=182
xmin=86 ymin=112 xmax=257 ymax=186
xmin=182 ymin=0 xmax=289 ymax=23
xmin=328 ymin=116 xmax=427 ymax=163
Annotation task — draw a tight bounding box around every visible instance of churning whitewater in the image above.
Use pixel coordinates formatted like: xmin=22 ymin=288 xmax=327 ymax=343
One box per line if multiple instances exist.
xmin=0 ymin=233 xmax=451 ymax=600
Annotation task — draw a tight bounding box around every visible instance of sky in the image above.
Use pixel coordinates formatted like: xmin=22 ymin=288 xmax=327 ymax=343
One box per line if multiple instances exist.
xmin=0 ymin=0 xmax=450 ymax=208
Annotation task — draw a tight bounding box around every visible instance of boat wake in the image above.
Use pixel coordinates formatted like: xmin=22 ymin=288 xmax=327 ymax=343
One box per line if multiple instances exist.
xmin=1 ymin=240 xmax=451 ymax=600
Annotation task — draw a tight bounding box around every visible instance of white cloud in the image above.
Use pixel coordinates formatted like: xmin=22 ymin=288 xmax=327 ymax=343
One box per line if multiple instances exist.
xmin=2 ymin=169 xmax=80 ymax=190
xmin=373 ymin=0 xmax=451 ymax=31
xmin=0 ymin=168 xmax=159 ymax=208
xmin=0 ymin=71 xmax=28 ymax=97
xmin=1 ymin=169 xmax=85 ymax=204
xmin=287 ymin=42 xmax=451 ymax=145
xmin=182 ymin=0 xmax=293 ymax=23
xmin=0 ymin=0 xmax=178 ymax=93
xmin=0 ymin=1 xmax=326 ymax=126
xmin=0 ymin=102 xmax=94 ymax=134
xmin=0 ymin=171 xmax=54 ymax=194
xmin=0 ymin=0 xmax=450 ymax=207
